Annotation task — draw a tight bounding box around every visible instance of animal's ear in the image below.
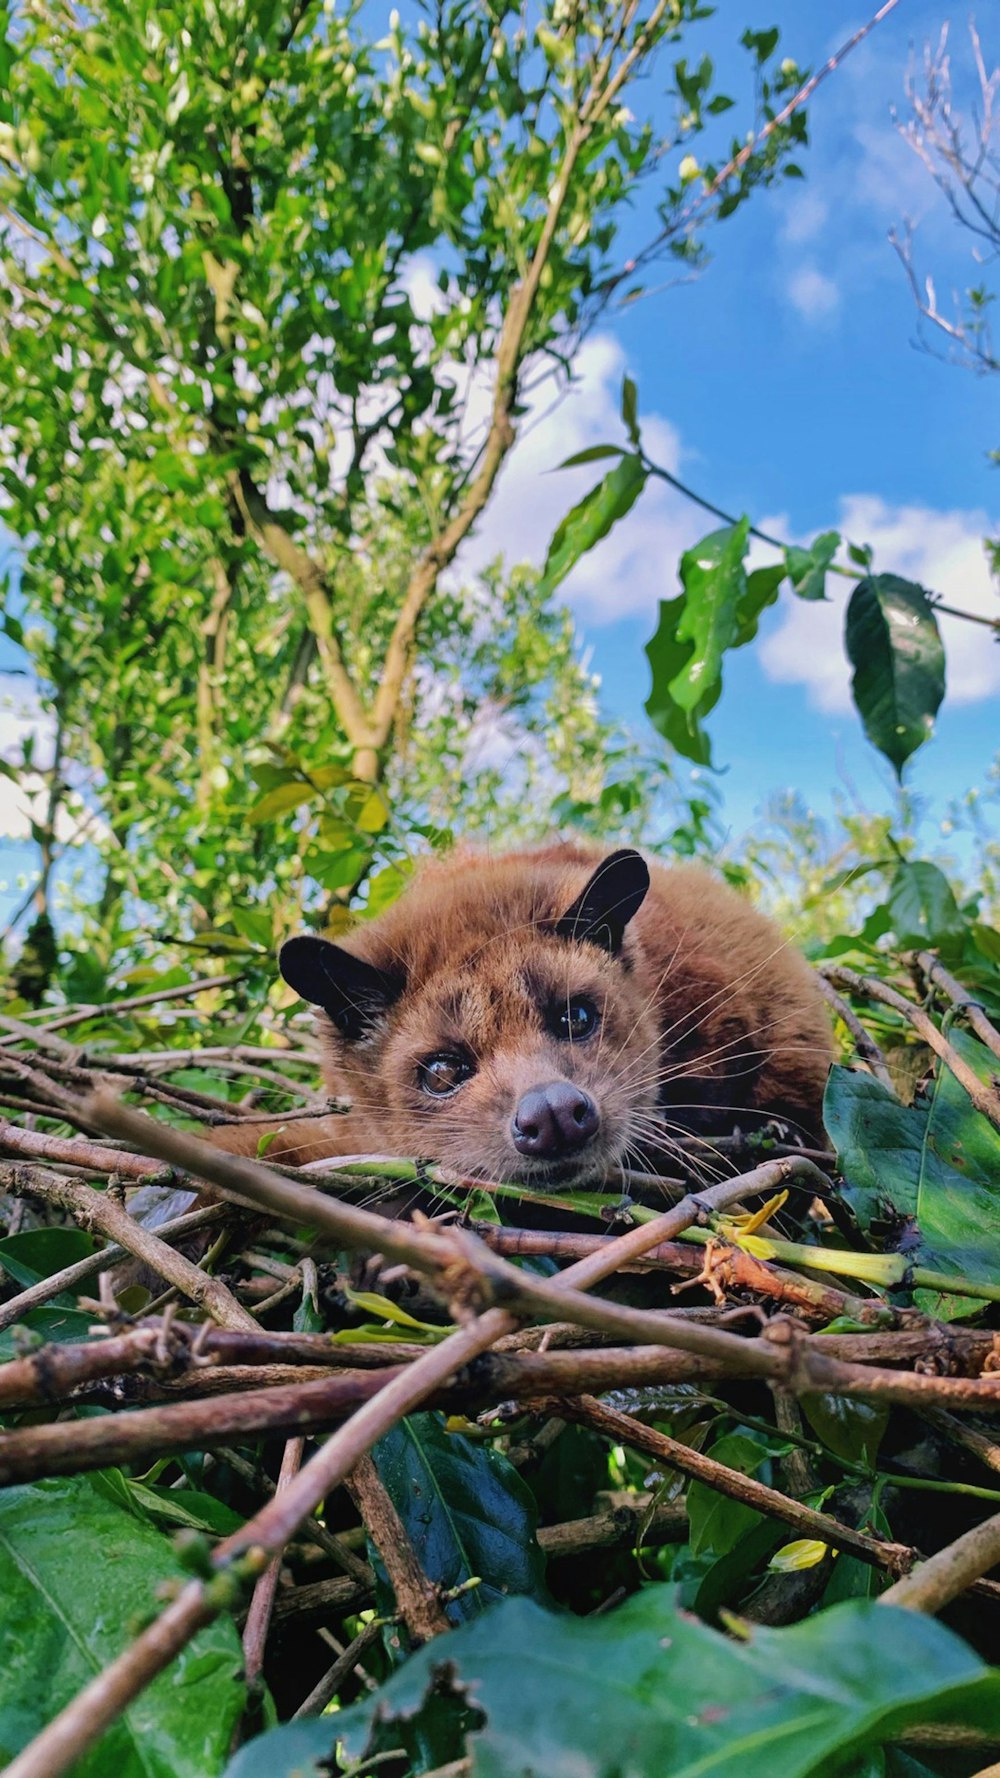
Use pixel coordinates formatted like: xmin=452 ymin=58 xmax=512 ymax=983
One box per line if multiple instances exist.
xmin=279 ymin=936 xmax=404 ymax=1040
xmin=554 ymin=849 xmax=650 ymax=954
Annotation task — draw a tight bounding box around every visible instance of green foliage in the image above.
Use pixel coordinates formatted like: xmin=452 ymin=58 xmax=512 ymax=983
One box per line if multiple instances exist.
xmin=551 ymin=382 xmax=959 ymax=779
xmin=370 ymin=1412 xmax=550 ymax=1634
xmin=0 ymin=0 xmax=804 ymax=983
xmin=824 ymin=1030 xmax=1000 ymax=1319
xmin=0 ymin=1475 xmax=245 ymax=1775
xmin=845 ymin=577 xmax=946 ymax=779
xmin=225 ymin=1594 xmax=1000 ymax=1778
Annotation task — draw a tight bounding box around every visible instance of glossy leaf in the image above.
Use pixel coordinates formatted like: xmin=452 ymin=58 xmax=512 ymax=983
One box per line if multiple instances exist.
xmin=823 ymin=1035 xmax=1000 ymax=1318
xmin=0 ymin=1475 xmax=245 ymax=1776
xmin=227 ymin=1593 xmax=1000 ymax=1778
xmin=539 ymin=454 xmax=647 ymax=598
xmin=645 ymin=519 xmax=759 ymax=765
xmin=845 ymin=575 xmax=945 ymax=776
xmin=371 ymin=1412 xmax=549 ymax=1627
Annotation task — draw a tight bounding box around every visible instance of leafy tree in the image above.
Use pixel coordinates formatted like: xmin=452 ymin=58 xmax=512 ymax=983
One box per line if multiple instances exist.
xmin=0 ymin=0 xmax=808 ymax=991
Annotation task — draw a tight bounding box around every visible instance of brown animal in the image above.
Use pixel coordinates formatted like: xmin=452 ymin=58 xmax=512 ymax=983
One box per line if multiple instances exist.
xmin=218 ymin=844 xmax=833 ymax=1186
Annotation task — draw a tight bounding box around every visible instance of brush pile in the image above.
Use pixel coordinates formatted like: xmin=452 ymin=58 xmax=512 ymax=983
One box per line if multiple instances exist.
xmin=2 ymin=951 xmax=1000 ymax=1778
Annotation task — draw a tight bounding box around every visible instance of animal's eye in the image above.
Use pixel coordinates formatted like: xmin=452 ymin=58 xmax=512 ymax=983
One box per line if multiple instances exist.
xmin=550 ymin=997 xmax=600 ymax=1043
xmin=417 ymin=1051 xmax=475 ymax=1096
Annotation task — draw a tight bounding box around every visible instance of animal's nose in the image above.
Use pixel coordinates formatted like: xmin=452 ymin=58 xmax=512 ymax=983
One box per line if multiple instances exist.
xmin=511 ymin=1081 xmax=600 ymax=1158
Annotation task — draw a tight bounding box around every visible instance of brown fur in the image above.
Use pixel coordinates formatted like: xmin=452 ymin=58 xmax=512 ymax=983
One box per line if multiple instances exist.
xmin=215 ymin=844 xmax=833 ymax=1184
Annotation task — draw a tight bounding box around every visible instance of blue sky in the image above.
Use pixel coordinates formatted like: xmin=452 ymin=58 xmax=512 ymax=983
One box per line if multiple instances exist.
xmin=1 ymin=0 xmax=998 ymax=925
xmin=458 ymin=1 xmax=998 ymax=854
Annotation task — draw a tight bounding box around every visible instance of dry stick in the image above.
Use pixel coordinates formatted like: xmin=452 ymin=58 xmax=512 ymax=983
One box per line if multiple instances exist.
xmin=7 ymin=973 xmax=244 ymax=1037
xmin=6 ymin=1334 xmax=1000 ymax=1486
xmin=0 ymin=1162 xmax=257 ymax=1333
xmin=0 ymin=1352 xmax=726 ymax=1485
xmin=4 ymin=1107 xmax=768 ymax=1778
xmin=242 ymin=1437 xmax=304 ymax=1685
xmin=0 ymin=1116 xmax=176 ymax=1180
xmin=915 ymin=951 xmax=1000 ymax=1065
xmin=880 ymin=1511 xmax=1000 ymax=1614
xmin=346 ymin=1453 xmax=451 ymax=1643
xmin=813 ymin=973 xmax=895 ymax=1090
xmin=0 ymin=1202 xmax=227 ymax=1336
xmin=292 ymin=1618 xmax=385 ymax=1720
xmin=561 ymin=1395 xmax=1000 ymax=1604
xmin=821 ymin=964 xmax=1000 ymax=1131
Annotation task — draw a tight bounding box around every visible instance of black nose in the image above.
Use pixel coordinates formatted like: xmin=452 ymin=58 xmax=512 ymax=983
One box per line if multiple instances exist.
xmin=511 ymin=1081 xmax=600 ymax=1159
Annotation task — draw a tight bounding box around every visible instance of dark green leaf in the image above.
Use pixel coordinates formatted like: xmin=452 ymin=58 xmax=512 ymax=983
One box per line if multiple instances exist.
xmin=0 ymin=1476 xmax=245 ymax=1775
xmin=539 ymin=454 xmax=647 ymax=597
xmin=371 ymin=1413 xmax=549 ymax=1629
xmin=228 ymin=1594 xmax=1000 ymax=1778
xmin=845 ymin=575 xmax=945 ymax=776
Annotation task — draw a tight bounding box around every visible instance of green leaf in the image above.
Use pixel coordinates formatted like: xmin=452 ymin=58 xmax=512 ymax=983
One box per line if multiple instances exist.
xmin=785 ymin=530 xmax=840 ymax=601
xmin=844 ymin=575 xmax=945 ymax=776
xmin=557 ymin=444 xmax=626 ymax=469
xmin=644 ymin=593 xmax=715 ymax=765
xmin=644 ymin=519 xmax=753 ymax=766
xmin=540 ymin=454 xmax=647 ymax=597
xmin=247 ymin=781 xmax=316 ymax=824
xmin=0 ymin=1475 xmax=245 ymax=1775
xmin=227 ymin=1594 xmax=1000 ymax=1778
xmin=687 ymin=1432 xmax=768 ymax=1556
xmin=124 ymin=1481 xmax=245 ymax=1537
xmin=823 ymin=1036 xmax=1000 ymax=1319
xmin=0 ymin=1227 xmax=98 ymax=1295
xmin=886 ymin=860 xmax=966 ymax=949
xmin=621 ymin=374 xmax=640 ymax=446
xmin=371 ymin=1413 xmax=549 ymax=1629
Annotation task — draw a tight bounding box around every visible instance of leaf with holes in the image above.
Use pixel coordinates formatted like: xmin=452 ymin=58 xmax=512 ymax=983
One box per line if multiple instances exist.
xmin=226 ymin=1593 xmax=1000 ymax=1778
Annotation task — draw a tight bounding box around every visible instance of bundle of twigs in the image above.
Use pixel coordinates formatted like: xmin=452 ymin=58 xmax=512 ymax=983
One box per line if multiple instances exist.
xmin=1 ymin=954 xmax=999 ymax=1777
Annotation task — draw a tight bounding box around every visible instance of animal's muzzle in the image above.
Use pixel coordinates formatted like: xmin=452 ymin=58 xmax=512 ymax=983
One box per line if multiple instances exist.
xmin=511 ymin=1081 xmax=600 ymax=1160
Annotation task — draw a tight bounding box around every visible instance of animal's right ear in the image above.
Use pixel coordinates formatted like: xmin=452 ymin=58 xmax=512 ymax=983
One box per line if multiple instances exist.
xmin=279 ymin=936 xmax=404 ymax=1041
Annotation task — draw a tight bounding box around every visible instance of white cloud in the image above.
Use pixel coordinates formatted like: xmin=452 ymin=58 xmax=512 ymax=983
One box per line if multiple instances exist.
xmin=457 ymin=332 xmax=705 ymax=624
xmin=781 ymin=192 xmax=829 ymax=245
xmin=787 ymin=265 xmax=840 ymax=321
xmin=759 ymin=496 xmax=1000 ymax=713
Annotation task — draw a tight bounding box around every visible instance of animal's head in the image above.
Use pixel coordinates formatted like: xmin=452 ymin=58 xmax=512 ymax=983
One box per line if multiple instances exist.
xmin=279 ymin=849 xmax=661 ymax=1187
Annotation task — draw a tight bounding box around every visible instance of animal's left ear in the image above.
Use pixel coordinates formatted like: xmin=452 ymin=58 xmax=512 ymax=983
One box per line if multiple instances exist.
xmin=554 ymin=849 xmax=650 ymax=954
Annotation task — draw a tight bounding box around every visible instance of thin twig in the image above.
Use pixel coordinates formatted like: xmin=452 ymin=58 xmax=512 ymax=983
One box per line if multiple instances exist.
xmin=347 ymin=1452 xmax=451 ymax=1643
xmin=914 ymin=952 xmax=1000 ymax=1065
xmin=242 ymin=1437 xmax=304 ymax=1684
xmin=813 ymin=975 xmax=896 ymax=1090
xmin=821 ymin=964 xmax=1000 ymax=1130
xmin=880 ymin=1511 xmax=1000 ymax=1614
xmin=0 ymin=1162 xmax=257 ymax=1332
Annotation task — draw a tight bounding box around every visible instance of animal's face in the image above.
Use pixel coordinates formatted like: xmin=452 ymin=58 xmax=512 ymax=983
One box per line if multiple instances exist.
xmin=280 ymin=850 xmax=661 ymax=1187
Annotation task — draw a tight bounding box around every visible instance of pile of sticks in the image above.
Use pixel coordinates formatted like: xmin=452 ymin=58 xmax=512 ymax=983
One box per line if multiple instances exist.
xmin=0 ymin=955 xmax=999 ymax=1777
